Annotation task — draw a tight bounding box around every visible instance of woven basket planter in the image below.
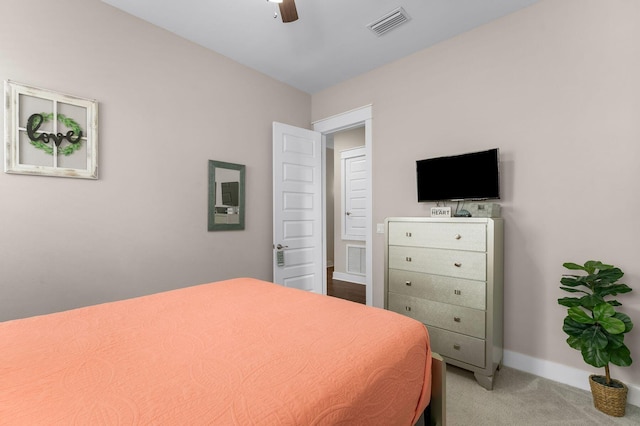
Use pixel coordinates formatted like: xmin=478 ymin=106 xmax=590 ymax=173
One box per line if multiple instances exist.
xmin=589 ymin=375 xmax=628 ymax=417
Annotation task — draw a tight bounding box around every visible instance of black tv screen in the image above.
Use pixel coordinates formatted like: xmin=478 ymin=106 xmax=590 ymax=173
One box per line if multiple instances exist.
xmin=416 ymin=148 xmax=500 ymax=202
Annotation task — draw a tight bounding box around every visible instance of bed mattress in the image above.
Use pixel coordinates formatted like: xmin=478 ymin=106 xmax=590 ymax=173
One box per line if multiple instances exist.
xmin=0 ymin=278 xmax=431 ymax=425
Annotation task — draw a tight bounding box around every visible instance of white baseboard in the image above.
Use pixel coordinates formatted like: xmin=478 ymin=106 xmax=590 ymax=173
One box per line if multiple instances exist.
xmin=332 ymin=271 xmax=365 ymax=285
xmin=503 ymin=350 xmax=640 ymax=408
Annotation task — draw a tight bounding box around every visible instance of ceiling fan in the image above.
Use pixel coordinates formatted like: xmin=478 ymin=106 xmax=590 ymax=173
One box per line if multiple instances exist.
xmin=267 ymin=0 xmax=298 ymax=23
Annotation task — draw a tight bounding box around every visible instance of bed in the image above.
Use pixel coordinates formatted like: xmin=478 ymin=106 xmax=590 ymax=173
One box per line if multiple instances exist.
xmin=0 ymin=277 xmax=444 ymax=425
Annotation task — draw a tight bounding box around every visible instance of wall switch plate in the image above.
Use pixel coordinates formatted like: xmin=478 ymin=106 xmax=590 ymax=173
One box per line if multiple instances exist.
xmin=376 ymin=223 xmax=385 ymax=234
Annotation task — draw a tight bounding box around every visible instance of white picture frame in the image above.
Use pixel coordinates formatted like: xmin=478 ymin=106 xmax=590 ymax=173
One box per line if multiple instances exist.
xmin=4 ymin=80 xmax=98 ymax=179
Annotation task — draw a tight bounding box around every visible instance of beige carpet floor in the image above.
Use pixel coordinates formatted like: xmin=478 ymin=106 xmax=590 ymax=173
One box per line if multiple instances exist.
xmin=445 ymin=365 xmax=640 ymax=425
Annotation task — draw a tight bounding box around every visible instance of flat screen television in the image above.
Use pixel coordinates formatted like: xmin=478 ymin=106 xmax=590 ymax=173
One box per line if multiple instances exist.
xmin=416 ymin=148 xmax=500 ymax=202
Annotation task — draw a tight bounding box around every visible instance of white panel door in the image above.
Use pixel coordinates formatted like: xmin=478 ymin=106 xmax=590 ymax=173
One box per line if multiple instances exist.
xmin=273 ymin=122 xmax=323 ymax=293
xmin=341 ymin=147 xmax=367 ymax=240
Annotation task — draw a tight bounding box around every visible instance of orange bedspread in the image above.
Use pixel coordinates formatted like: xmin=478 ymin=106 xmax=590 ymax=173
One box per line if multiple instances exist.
xmin=0 ymin=278 xmax=431 ymax=425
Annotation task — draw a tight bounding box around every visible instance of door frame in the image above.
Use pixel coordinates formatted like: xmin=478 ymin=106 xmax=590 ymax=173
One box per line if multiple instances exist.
xmin=313 ymin=105 xmax=373 ymax=306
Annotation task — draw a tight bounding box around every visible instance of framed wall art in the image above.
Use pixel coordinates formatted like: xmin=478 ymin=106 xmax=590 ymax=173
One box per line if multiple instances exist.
xmin=4 ymin=80 xmax=98 ymax=179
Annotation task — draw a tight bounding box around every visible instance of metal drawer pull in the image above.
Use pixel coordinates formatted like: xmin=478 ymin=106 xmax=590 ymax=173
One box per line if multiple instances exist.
xmin=454 ymin=262 xmax=462 ymax=267
xmin=405 ymin=306 xmax=412 ymax=312
xmin=454 ymin=289 xmax=461 ymax=295
xmin=405 ymin=281 xmax=412 ymax=286
xmin=453 ymin=344 xmax=461 ymax=350
xmin=454 ymin=317 xmax=461 ymax=322
xmin=454 ymin=234 xmax=461 ymax=240
xmin=406 ymin=232 xmax=412 ymax=237
xmin=406 ymin=257 xmax=412 ymax=262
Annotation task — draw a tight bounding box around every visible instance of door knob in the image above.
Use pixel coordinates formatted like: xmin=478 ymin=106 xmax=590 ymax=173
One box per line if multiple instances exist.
xmin=276 ymin=244 xmax=288 ymax=250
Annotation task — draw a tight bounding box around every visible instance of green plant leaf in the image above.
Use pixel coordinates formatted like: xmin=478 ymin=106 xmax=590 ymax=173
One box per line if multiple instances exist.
xmin=563 ymin=317 xmax=589 ymax=337
xmin=581 ymin=344 xmax=609 ymax=368
xmin=581 ymin=326 xmax=608 ymax=349
xmin=585 ymin=260 xmax=614 ymax=273
xmin=608 ymin=300 xmax=622 ymax=307
xmin=592 ymin=303 xmax=615 ymax=320
xmin=594 ymin=267 xmax=624 ymax=283
xmin=560 ymin=277 xmax=582 ymax=287
xmin=591 ymin=304 xmax=625 ymax=334
xmin=563 ymin=262 xmax=586 ymax=271
xmin=613 ymin=312 xmax=634 ymax=333
xmin=598 ymin=317 xmax=626 ymax=335
xmin=609 ymin=344 xmax=632 ymax=367
xmin=566 ymin=336 xmax=583 ymax=350
xmin=599 ymin=284 xmax=632 ymax=297
xmin=580 ymin=294 xmax=604 ymax=309
xmin=558 ymin=297 xmax=583 ymax=307
xmin=559 ymin=287 xmax=586 ymax=294
xmin=607 ymin=333 xmax=624 ymax=349
xmin=568 ymin=307 xmax=594 ymax=324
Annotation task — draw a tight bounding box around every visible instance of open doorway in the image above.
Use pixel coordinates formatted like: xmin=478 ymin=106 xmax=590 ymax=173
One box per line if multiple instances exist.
xmin=313 ymin=105 xmax=373 ymax=306
xmin=325 ymin=127 xmax=366 ymax=304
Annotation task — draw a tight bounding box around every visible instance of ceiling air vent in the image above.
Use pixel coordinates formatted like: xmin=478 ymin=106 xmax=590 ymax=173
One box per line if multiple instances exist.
xmin=367 ymin=7 xmax=411 ymax=37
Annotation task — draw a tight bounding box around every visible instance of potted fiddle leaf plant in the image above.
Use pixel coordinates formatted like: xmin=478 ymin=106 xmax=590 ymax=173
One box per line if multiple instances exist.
xmin=558 ymin=260 xmax=633 ymax=417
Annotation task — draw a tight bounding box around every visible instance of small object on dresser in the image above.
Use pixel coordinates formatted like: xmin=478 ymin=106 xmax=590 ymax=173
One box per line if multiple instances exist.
xmin=466 ymin=203 xmax=501 ymax=218
xmin=453 ymin=209 xmax=472 ymax=217
xmin=430 ymin=207 xmax=451 ymax=217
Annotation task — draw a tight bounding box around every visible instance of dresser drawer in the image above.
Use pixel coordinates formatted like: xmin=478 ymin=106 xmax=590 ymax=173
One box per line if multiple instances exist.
xmin=389 ymin=269 xmax=486 ymax=310
xmin=388 ymin=221 xmax=486 ymax=252
xmin=389 ymin=246 xmax=486 ymax=281
xmin=388 ymin=293 xmax=485 ymax=339
xmin=427 ymin=326 xmax=485 ymax=368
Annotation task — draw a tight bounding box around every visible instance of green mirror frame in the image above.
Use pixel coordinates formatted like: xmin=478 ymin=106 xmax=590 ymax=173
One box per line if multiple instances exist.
xmin=208 ymin=160 xmax=246 ymax=231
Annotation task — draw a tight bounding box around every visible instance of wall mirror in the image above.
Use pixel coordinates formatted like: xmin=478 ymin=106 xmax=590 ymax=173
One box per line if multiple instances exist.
xmin=208 ymin=160 xmax=245 ymax=231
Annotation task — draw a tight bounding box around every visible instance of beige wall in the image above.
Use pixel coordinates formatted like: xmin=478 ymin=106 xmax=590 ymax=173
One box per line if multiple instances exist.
xmin=332 ymin=127 xmax=365 ymax=276
xmin=312 ymin=0 xmax=640 ymax=388
xmin=0 ymin=0 xmax=310 ymax=321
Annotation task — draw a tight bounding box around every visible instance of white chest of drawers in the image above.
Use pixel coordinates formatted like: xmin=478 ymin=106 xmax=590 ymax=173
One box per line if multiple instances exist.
xmin=384 ymin=217 xmax=504 ymax=390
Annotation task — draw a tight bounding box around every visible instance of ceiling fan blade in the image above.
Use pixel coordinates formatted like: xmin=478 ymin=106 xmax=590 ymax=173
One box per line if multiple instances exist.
xmin=279 ymin=0 xmax=298 ymax=23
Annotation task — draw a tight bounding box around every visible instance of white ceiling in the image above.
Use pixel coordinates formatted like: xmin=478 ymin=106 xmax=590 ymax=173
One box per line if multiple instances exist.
xmin=102 ymin=0 xmax=539 ymax=94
